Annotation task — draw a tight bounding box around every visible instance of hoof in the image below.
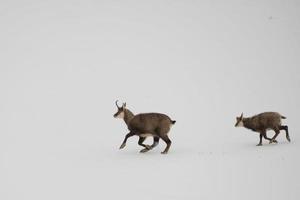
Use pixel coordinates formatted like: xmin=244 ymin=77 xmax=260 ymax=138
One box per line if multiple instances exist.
xmin=140 ymin=148 xmax=149 ymax=153
xmin=256 ymin=143 xmax=262 ymax=146
xmin=145 ymin=145 xmax=152 ymax=150
xmin=287 ymin=137 xmax=291 ymax=142
xmin=161 ymin=151 xmax=168 ymax=154
xmin=119 ymin=143 xmax=126 ymax=149
xmin=269 ymin=140 xmax=277 ymax=144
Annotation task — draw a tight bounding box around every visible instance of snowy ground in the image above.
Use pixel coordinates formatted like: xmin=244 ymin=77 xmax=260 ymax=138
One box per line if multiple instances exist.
xmin=1 ymin=1 xmax=300 ymax=200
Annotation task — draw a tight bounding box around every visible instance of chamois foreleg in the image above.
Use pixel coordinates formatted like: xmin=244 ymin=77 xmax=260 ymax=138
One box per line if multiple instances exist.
xmin=138 ymin=137 xmax=152 ymax=153
xmin=257 ymin=133 xmax=263 ymax=146
xmin=119 ymin=132 xmax=135 ymax=149
xmin=270 ymin=129 xmax=280 ymax=144
xmin=262 ymin=131 xmax=277 ymax=143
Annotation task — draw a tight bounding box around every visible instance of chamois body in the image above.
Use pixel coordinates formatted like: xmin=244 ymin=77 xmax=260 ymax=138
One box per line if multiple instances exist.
xmin=129 ymin=113 xmax=174 ymax=136
xmin=235 ymin=112 xmax=290 ymax=146
xmin=114 ymin=101 xmax=176 ymax=154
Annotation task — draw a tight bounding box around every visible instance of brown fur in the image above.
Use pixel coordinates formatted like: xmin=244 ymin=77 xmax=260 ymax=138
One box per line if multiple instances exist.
xmin=235 ymin=112 xmax=290 ymax=146
xmin=114 ymin=101 xmax=176 ymax=154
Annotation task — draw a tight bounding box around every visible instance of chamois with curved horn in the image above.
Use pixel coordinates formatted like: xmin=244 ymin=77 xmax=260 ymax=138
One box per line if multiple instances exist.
xmin=235 ymin=112 xmax=290 ymax=146
xmin=114 ymin=100 xmax=176 ymax=154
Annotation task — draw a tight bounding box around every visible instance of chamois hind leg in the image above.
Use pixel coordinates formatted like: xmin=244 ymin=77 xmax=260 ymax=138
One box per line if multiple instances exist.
xmin=257 ymin=133 xmax=263 ymax=146
xmin=280 ymin=125 xmax=290 ymax=142
xmin=262 ymin=131 xmax=277 ymax=143
xmin=150 ymin=136 xmax=159 ymax=149
xmin=270 ymin=128 xmax=280 ymax=144
xmin=138 ymin=137 xmax=152 ymax=153
xmin=119 ymin=132 xmax=135 ymax=149
xmin=160 ymin=135 xmax=172 ymax=154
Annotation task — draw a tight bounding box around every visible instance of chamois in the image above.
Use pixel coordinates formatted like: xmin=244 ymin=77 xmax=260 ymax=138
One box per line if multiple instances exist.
xmin=113 ymin=100 xmax=176 ymax=154
xmin=235 ymin=112 xmax=290 ymax=146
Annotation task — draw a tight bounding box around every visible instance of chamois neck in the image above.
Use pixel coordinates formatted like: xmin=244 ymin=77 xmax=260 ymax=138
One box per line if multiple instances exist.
xmin=123 ymin=109 xmax=134 ymax=125
xmin=243 ymin=117 xmax=256 ymax=131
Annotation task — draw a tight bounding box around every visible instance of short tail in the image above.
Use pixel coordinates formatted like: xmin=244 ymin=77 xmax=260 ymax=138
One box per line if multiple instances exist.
xmin=281 ymin=116 xmax=287 ymax=119
xmin=171 ymin=120 xmax=176 ymax=125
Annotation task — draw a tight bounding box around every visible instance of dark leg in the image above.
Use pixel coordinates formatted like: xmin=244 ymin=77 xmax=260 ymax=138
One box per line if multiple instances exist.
xmin=119 ymin=132 xmax=135 ymax=149
xmin=150 ymin=136 xmax=159 ymax=149
xmin=263 ymin=132 xmax=277 ymax=143
xmin=138 ymin=137 xmax=152 ymax=153
xmin=160 ymin=135 xmax=172 ymax=154
xmin=270 ymin=129 xmax=280 ymax=144
xmin=257 ymin=133 xmax=263 ymax=146
xmin=280 ymin=125 xmax=290 ymax=142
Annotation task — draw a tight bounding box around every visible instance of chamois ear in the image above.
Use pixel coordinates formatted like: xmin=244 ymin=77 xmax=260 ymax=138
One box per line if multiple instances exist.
xmin=122 ymin=102 xmax=126 ymax=108
xmin=240 ymin=113 xmax=244 ymax=119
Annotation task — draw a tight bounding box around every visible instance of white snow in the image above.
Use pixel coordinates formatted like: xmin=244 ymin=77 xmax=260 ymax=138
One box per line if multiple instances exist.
xmin=1 ymin=0 xmax=300 ymax=200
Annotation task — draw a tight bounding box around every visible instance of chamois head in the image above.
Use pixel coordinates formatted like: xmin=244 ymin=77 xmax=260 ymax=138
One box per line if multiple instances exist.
xmin=235 ymin=113 xmax=244 ymax=127
xmin=113 ymin=100 xmax=126 ymax=119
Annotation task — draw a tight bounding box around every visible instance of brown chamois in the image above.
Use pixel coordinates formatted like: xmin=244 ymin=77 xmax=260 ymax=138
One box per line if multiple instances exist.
xmin=113 ymin=100 xmax=176 ymax=154
xmin=235 ymin=112 xmax=290 ymax=146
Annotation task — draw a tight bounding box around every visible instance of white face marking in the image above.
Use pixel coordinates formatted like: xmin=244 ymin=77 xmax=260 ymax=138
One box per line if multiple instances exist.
xmin=115 ymin=111 xmax=124 ymax=119
xmin=236 ymin=120 xmax=244 ymax=127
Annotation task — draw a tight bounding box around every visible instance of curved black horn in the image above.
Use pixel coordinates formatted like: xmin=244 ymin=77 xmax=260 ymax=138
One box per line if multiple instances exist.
xmin=115 ymin=100 xmax=121 ymax=108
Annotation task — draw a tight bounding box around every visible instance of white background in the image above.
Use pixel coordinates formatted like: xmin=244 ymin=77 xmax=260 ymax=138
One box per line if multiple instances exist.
xmin=1 ymin=0 xmax=300 ymax=199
